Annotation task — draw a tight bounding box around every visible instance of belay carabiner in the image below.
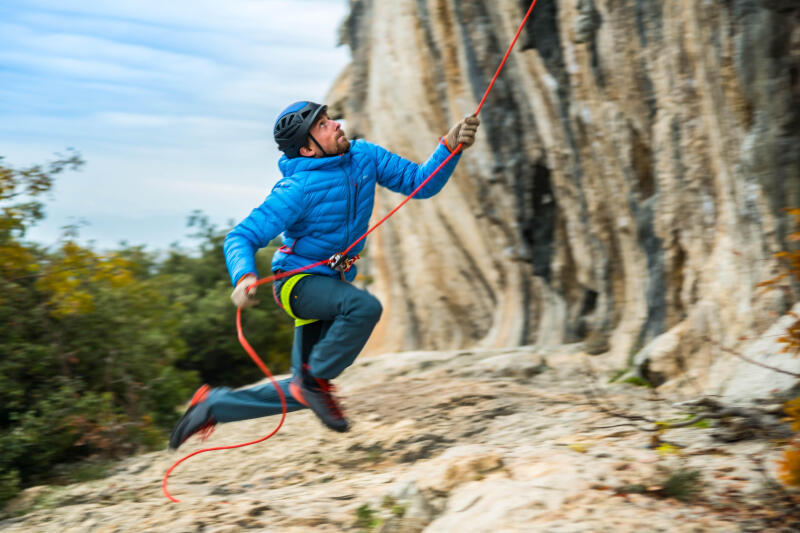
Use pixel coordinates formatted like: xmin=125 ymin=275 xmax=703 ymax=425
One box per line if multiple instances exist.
xmin=328 ymin=252 xmax=359 ymax=273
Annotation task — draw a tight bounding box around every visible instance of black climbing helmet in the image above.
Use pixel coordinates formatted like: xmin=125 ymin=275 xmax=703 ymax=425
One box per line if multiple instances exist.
xmin=274 ymin=101 xmax=327 ymax=158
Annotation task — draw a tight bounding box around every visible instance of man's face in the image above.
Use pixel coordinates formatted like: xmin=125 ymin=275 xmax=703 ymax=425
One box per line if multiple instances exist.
xmin=301 ymin=112 xmax=350 ymax=157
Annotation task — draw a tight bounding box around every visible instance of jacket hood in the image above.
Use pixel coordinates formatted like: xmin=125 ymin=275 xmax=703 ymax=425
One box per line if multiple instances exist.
xmin=278 ymin=142 xmax=356 ymax=177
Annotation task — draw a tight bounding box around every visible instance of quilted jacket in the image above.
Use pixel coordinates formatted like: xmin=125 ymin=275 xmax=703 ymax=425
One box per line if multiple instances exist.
xmin=224 ymin=139 xmax=461 ymax=285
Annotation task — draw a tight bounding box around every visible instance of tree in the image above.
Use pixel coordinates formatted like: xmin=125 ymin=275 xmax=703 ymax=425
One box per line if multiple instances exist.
xmin=759 ymin=208 xmax=800 ymax=486
xmin=0 ymin=154 xmax=199 ymax=504
xmin=0 ymin=155 xmax=295 ymax=507
xmin=161 ymin=211 xmax=294 ymax=387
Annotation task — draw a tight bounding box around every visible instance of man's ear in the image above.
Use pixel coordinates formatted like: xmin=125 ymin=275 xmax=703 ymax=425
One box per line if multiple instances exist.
xmin=299 ymin=145 xmax=315 ymax=157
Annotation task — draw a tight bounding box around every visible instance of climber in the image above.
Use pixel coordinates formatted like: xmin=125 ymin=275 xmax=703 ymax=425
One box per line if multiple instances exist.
xmin=169 ymin=101 xmax=479 ymax=448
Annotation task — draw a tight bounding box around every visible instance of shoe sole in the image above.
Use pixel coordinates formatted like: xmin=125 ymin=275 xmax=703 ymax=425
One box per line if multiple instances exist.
xmin=168 ymin=385 xmax=214 ymax=450
xmin=291 ymin=380 xmax=349 ymax=433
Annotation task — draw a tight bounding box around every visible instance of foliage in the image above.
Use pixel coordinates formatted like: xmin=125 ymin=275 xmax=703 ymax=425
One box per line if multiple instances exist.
xmin=160 ymin=211 xmax=295 ymax=387
xmin=778 ymin=441 xmax=800 ymax=487
xmin=758 ymin=208 xmax=800 ymax=355
xmin=659 ymin=468 xmax=702 ymax=501
xmin=621 ymin=375 xmax=653 ymax=388
xmin=614 ymin=467 xmax=703 ymax=502
xmin=654 ymin=442 xmax=682 ymax=456
xmin=778 ymin=397 xmax=800 ymax=486
xmin=0 ymin=150 xmax=82 ymax=239
xmin=354 ymin=503 xmax=382 ymax=530
xmin=0 ymin=155 xmax=293 ymax=507
xmin=758 ymin=208 xmax=800 ymax=487
xmin=381 ymin=495 xmax=406 ymax=518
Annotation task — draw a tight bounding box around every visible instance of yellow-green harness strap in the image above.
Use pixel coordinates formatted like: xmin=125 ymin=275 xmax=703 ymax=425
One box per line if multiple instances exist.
xmin=280 ymin=274 xmax=317 ymax=327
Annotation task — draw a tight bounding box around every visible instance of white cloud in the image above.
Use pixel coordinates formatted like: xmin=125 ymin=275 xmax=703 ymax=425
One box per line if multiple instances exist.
xmin=96 ymin=112 xmax=264 ymax=131
xmin=14 ymin=0 xmax=348 ymax=45
xmin=0 ymin=0 xmax=351 ymax=249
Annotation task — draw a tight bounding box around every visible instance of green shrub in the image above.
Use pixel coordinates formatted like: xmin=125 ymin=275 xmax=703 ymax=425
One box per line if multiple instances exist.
xmin=0 ymin=155 xmax=292 ymax=507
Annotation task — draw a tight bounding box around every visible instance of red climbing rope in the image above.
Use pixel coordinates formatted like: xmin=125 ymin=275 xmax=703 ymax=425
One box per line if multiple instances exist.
xmin=162 ymin=309 xmax=289 ymax=503
xmin=163 ymin=0 xmax=540 ymax=502
xmin=476 ymin=0 xmax=539 ymax=115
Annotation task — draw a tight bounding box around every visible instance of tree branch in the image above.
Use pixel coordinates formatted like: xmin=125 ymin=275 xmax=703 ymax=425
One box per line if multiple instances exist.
xmin=704 ymin=336 xmax=800 ymax=379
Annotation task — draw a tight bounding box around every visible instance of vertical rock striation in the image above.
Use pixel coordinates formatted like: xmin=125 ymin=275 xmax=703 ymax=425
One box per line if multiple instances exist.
xmin=328 ymin=0 xmax=800 ymax=391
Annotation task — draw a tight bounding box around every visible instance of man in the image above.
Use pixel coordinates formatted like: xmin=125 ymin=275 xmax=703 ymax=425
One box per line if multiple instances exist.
xmin=169 ymin=101 xmax=479 ymax=448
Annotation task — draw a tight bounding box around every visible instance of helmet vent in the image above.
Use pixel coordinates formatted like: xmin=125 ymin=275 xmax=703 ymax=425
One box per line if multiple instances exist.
xmin=273 ymin=101 xmax=327 ymax=158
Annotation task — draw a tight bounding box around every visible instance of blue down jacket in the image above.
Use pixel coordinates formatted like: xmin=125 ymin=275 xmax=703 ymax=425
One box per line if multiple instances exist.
xmin=224 ymin=139 xmax=461 ymax=285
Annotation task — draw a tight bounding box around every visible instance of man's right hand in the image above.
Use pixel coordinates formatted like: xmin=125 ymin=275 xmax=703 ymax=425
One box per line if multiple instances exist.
xmin=230 ymin=274 xmax=259 ymax=308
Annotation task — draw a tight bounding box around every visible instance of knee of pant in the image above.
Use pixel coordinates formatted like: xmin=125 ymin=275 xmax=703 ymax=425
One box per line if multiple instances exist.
xmin=356 ymin=293 xmax=382 ymax=323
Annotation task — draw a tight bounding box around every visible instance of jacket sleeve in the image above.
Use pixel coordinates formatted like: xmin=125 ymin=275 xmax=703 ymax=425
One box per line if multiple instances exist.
xmin=223 ymin=177 xmax=305 ymax=286
xmin=372 ymin=140 xmax=462 ymax=199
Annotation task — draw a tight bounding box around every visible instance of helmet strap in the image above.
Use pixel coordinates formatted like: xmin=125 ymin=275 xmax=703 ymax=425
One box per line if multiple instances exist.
xmin=307 ymin=132 xmax=330 ymax=157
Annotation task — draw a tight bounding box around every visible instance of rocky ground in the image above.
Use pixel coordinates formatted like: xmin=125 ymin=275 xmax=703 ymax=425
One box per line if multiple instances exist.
xmin=2 ymin=346 xmax=799 ymax=532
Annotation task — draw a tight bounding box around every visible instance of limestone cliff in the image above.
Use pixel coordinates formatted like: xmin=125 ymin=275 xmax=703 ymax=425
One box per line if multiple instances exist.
xmin=327 ymin=0 xmax=800 ymax=395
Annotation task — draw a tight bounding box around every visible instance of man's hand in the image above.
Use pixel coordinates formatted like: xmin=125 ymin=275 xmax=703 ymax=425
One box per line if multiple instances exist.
xmin=230 ymin=274 xmax=259 ymax=308
xmin=444 ymin=115 xmax=480 ymax=152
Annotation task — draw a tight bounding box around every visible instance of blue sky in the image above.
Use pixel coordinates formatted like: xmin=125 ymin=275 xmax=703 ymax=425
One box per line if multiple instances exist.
xmin=0 ymin=0 xmax=350 ymax=250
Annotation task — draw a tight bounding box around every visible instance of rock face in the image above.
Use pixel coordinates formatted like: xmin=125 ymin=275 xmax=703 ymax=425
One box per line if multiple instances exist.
xmin=328 ymin=0 xmax=800 ymax=394
xmin=2 ymin=348 xmax=794 ymax=532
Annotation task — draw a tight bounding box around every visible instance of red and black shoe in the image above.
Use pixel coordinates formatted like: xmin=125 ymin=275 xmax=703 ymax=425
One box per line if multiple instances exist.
xmin=168 ymin=384 xmax=216 ymax=450
xmin=290 ymin=367 xmax=350 ymax=433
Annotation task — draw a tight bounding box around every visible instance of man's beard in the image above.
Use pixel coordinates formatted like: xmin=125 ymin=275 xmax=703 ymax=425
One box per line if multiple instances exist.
xmin=335 ymin=136 xmax=351 ymax=155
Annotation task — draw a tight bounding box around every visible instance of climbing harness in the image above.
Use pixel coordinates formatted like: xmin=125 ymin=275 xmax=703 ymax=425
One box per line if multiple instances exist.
xmin=273 ymin=272 xmax=317 ymax=327
xmin=163 ymin=0 xmax=542 ymax=503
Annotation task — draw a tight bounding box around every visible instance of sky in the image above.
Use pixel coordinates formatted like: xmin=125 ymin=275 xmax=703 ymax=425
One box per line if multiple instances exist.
xmin=0 ymin=0 xmax=351 ymax=251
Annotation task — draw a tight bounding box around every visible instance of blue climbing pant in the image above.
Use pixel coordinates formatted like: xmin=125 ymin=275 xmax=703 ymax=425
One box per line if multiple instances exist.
xmin=206 ymin=274 xmax=382 ymax=423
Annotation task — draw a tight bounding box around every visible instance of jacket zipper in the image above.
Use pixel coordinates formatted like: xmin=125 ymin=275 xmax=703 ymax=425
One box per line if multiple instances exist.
xmin=352 ymin=178 xmax=359 ymax=229
xmin=343 ymin=161 xmax=350 ymax=251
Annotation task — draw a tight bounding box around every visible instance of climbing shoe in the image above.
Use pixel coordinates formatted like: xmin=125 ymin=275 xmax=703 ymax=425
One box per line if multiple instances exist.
xmin=290 ymin=369 xmax=350 ymax=433
xmin=168 ymin=384 xmax=216 ymax=450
